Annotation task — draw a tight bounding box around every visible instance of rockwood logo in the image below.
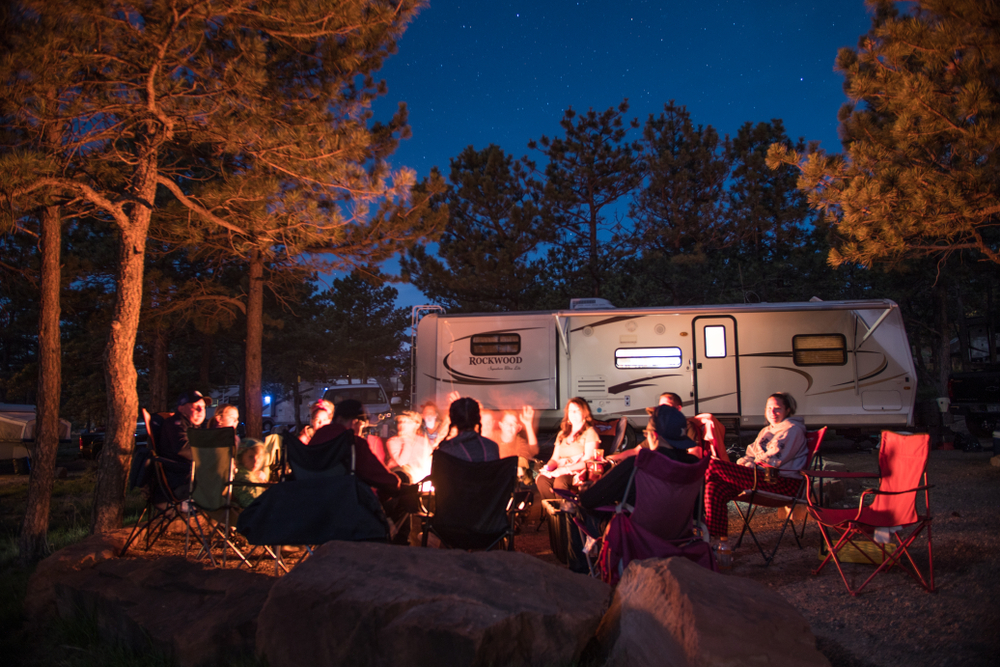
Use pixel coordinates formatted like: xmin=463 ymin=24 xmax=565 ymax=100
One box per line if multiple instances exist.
xmin=469 ymin=356 xmax=522 ymax=366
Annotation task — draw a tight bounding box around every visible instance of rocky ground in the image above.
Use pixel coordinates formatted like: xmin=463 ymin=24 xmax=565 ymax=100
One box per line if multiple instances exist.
xmin=6 ymin=423 xmax=999 ymax=667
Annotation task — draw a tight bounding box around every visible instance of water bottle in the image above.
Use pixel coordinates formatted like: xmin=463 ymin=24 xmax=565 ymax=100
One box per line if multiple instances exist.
xmin=715 ymin=536 xmax=733 ymax=572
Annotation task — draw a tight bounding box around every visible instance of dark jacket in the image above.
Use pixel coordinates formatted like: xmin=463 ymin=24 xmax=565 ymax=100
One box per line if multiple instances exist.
xmin=306 ymin=423 xmax=401 ymax=498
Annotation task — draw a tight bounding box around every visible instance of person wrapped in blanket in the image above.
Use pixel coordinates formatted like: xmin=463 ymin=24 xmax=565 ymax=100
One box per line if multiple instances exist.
xmin=703 ymin=392 xmax=808 ymax=540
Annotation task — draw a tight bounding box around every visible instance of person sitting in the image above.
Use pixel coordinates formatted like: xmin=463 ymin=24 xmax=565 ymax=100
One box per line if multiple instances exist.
xmin=496 ymin=407 xmax=539 ymax=484
xmin=157 ymin=390 xmax=213 ymax=496
xmin=209 ymin=403 xmax=241 ymax=451
xmin=703 ymin=392 xmax=807 ymax=540
xmin=565 ymin=404 xmax=701 ymax=573
xmin=579 ymin=404 xmax=701 ymax=511
xmin=304 ymin=399 xmax=401 ymax=499
xmin=418 ymin=400 xmax=448 ymax=447
xmin=436 ymin=397 xmax=500 ymax=462
xmin=232 ymin=438 xmax=270 ymax=509
xmin=479 ymin=408 xmax=498 ymax=442
xmin=298 ymin=399 xmax=334 ymax=445
xmin=386 ymin=411 xmax=432 ymax=482
xmin=536 ymin=397 xmax=600 ymax=500
xmin=656 ymin=391 xmax=728 ymax=462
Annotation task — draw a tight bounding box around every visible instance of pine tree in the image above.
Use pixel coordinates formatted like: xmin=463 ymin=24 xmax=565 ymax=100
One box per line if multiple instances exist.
xmin=0 ymin=0 xmax=432 ymax=534
xmin=767 ymin=0 xmax=1000 ymax=268
xmin=630 ymin=102 xmax=731 ymax=305
xmin=402 ymin=145 xmax=550 ymax=312
xmin=528 ymin=101 xmax=642 ymax=299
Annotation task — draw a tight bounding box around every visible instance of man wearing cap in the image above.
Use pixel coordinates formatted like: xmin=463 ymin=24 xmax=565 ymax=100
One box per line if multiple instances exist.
xmin=578 ymin=404 xmax=700 ymax=512
xmin=158 ymin=390 xmax=213 ymax=494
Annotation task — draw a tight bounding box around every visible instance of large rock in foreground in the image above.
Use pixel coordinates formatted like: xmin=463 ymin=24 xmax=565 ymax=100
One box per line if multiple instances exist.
xmin=585 ymin=557 xmax=830 ymax=667
xmin=25 ymin=529 xmax=127 ymax=621
xmin=50 ymin=556 xmax=275 ymax=667
xmin=257 ymin=541 xmax=611 ymax=667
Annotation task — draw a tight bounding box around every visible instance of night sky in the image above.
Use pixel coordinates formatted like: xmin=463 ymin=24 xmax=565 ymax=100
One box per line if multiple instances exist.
xmin=361 ymin=1 xmax=877 ymax=308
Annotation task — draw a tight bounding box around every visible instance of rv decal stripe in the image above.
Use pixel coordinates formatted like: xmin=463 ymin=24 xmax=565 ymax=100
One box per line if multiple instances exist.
xmin=607 ymin=374 xmax=682 ymax=395
xmin=761 ymin=366 xmax=815 ymax=393
xmin=697 ymin=392 xmax=737 ymax=404
xmin=441 ymin=353 xmax=549 ymax=384
xmin=829 ymin=357 xmax=889 ymax=388
xmin=810 ymin=372 xmax=908 ymax=396
xmin=742 ymin=352 xmax=794 ymax=358
xmin=569 ymin=315 xmax=642 ymax=333
xmin=422 ymin=373 xmax=548 ymax=387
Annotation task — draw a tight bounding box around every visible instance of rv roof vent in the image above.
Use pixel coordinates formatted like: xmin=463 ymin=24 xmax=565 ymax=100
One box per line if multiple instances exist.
xmin=569 ymin=298 xmax=616 ymax=310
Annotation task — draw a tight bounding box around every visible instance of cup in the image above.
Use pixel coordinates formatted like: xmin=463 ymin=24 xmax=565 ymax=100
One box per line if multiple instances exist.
xmin=762 ymin=467 xmax=778 ymax=484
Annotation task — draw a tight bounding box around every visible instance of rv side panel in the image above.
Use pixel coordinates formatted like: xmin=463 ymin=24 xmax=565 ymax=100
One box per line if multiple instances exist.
xmin=415 ymin=313 xmax=557 ymax=410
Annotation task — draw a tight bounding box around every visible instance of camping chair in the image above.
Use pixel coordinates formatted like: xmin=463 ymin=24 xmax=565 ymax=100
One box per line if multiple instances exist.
xmin=803 ymin=431 xmax=933 ymax=596
xmin=593 ymin=416 xmax=630 ymax=458
xmin=121 ymin=409 xmax=195 ymax=556
xmin=734 ymin=427 xmax=827 ymax=566
xmin=691 ymin=413 xmax=730 ymax=462
xmin=186 ymin=427 xmax=251 ymax=568
xmin=236 ymin=433 xmax=390 ymax=574
xmin=580 ymin=449 xmax=713 ymax=585
xmin=420 ymin=452 xmax=519 ymax=551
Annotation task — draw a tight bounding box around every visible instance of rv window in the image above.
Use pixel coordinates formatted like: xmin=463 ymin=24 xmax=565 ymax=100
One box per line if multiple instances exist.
xmin=793 ymin=334 xmax=847 ymax=366
xmin=471 ymin=333 xmax=521 ymax=355
xmin=615 ymin=347 xmax=683 ymax=369
xmin=704 ymin=325 xmax=726 ymax=358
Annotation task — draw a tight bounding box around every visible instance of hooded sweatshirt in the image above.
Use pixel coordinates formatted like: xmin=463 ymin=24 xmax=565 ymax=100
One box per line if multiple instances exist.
xmin=742 ymin=416 xmax=808 ymax=478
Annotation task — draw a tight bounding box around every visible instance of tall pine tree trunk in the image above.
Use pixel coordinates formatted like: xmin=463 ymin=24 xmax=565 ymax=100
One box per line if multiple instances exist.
xmin=91 ymin=201 xmax=153 ymax=533
xmin=19 ymin=204 xmax=62 ymax=563
xmin=245 ymin=250 xmax=263 ymax=439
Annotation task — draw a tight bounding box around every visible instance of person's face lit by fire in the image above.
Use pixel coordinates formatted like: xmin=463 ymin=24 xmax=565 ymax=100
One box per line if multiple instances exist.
xmin=498 ymin=413 xmax=520 ymax=443
xmin=421 ymin=405 xmax=438 ymax=429
xmin=566 ymin=401 xmax=586 ymax=431
xmin=179 ymin=400 xmax=207 ymax=427
xmin=480 ymin=409 xmax=496 ymax=437
xmin=216 ymin=406 xmax=239 ymax=429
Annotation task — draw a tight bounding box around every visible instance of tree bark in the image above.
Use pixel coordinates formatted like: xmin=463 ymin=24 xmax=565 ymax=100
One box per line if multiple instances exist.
xmin=245 ymin=249 xmax=263 ymax=439
xmin=91 ymin=210 xmax=151 ymax=533
xmin=18 ymin=204 xmax=62 ymax=563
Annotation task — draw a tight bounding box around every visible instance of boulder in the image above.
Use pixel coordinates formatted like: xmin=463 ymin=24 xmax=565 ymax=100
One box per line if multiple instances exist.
xmin=25 ymin=529 xmax=128 ymax=621
xmin=257 ymin=541 xmax=611 ymax=667
xmin=51 ymin=556 xmax=275 ymax=667
xmin=584 ymin=557 xmax=830 ymax=667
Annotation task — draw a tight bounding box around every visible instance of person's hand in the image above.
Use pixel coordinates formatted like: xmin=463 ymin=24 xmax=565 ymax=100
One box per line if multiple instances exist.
xmin=520 ymin=405 xmax=534 ymax=425
xmin=446 ymin=390 xmax=461 ymax=406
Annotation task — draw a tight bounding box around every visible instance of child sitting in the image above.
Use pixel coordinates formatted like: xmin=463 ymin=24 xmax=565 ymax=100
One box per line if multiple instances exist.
xmin=233 ymin=438 xmax=270 ymax=509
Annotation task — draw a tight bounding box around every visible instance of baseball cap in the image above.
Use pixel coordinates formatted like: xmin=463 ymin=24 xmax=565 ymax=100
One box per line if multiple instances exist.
xmin=177 ymin=390 xmax=213 ymax=408
xmin=646 ymin=404 xmax=697 ymax=449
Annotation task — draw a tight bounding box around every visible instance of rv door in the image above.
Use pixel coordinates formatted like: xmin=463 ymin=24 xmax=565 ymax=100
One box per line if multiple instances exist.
xmin=692 ymin=316 xmax=740 ymax=416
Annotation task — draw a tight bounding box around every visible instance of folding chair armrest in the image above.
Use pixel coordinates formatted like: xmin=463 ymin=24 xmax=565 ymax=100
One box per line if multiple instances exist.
xmin=801 ymin=470 xmax=879 ymax=480
xmin=552 ymin=488 xmax=580 ymax=503
xmin=863 ymin=484 xmax=934 ymax=497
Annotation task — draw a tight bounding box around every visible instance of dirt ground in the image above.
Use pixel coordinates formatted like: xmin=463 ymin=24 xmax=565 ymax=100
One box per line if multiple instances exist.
xmin=9 ymin=423 xmax=1000 ymax=667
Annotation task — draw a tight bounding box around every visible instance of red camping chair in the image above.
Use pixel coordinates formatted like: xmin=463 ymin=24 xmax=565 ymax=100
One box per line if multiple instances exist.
xmin=803 ymin=431 xmax=933 ymax=596
xmin=734 ymin=427 xmax=827 ymax=565
xmin=594 ymin=449 xmax=713 ymax=585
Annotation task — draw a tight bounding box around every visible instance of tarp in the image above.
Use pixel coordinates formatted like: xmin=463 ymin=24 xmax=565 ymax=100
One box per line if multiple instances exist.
xmin=0 ymin=405 xmax=72 ymax=441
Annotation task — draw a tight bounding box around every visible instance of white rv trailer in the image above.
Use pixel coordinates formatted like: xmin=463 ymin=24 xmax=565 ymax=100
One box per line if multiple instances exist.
xmin=413 ymin=299 xmax=916 ymax=437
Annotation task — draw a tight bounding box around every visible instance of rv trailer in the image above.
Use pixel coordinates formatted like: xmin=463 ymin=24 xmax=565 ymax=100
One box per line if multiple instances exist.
xmin=413 ymin=299 xmax=916 ymax=438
